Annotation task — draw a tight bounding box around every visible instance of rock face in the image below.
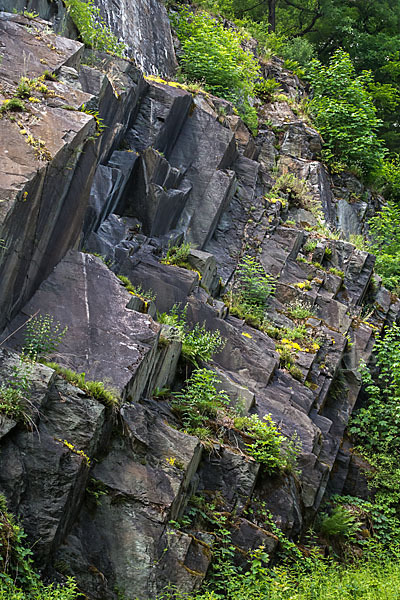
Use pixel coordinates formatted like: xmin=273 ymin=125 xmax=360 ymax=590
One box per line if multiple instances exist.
xmin=0 ymin=0 xmax=177 ymax=77
xmin=0 ymin=10 xmax=398 ymax=600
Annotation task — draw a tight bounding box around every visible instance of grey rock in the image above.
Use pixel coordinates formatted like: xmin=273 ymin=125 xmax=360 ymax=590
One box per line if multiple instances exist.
xmin=5 ymin=251 xmax=160 ymax=400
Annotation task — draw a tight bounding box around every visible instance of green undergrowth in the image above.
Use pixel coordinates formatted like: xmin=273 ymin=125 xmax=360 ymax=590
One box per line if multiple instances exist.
xmin=117 ymin=274 xmax=156 ymax=302
xmin=161 ymin=242 xmax=192 ymax=269
xmin=156 ymin=553 xmax=400 ymax=600
xmin=225 ymin=254 xmax=276 ymax=328
xmin=0 ymin=494 xmax=79 ymax=599
xmin=43 ymin=362 xmax=119 ymax=407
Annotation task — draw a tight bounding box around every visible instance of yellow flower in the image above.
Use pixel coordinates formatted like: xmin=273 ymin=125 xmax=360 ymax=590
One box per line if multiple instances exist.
xmin=242 ymin=332 xmax=252 ymax=338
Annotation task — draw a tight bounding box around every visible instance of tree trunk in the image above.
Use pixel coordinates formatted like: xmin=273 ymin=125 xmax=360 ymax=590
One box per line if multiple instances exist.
xmin=268 ymin=0 xmax=276 ymax=32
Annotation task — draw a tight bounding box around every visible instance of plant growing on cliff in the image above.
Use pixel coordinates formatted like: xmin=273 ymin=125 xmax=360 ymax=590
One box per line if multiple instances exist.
xmin=23 ymin=314 xmax=68 ymax=360
xmin=368 ymin=201 xmax=400 ymax=292
xmin=172 ymin=368 xmax=230 ymax=437
xmin=172 ymin=8 xmax=259 ymax=132
xmin=43 ymin=362 xmax=119 ymax=407
xmin=64 ymin=0 xmax=125 ymax=56
xmin=308 ymin=50 xmax=386 ymax=178
xmin=0 ymin=494 xmax=79 ymax=598
xmin=158 ymin=304 xmax=225 ymax=365
xmin=227 ymin=254 xmax=276 ymax=328
xmin=234 ymin=413 xmax=301 ymax=472
xmin=0 ymin=357 xmax=34 ymax=423
xmin=161 ymin=241 xmax=192 ymax=268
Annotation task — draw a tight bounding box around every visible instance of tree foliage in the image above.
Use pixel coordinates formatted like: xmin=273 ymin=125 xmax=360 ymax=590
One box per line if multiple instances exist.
xmin=307 ymin=50 xmax=386 ymax=177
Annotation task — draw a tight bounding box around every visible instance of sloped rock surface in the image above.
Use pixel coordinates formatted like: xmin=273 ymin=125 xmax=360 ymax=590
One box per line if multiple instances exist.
xmin=1 ymin=12 xmax=400 ymax=600
xmin=5 ymin=251 xmax=160 ymax=400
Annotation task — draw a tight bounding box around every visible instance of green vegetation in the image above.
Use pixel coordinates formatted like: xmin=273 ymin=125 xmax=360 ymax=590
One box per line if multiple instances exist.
xmin=172 ymin=368 xmax=230 ymax=439
xmin=348 ymin=323 xmax=400 ymax=545
xmin=270 ymin=173 xmax=315 ymax=212
xmin=234 ymin=413 xmax=300 ymax=472
xmin=0 ymin=494 xmax=78 ymax=598
xmin=157 ymin=553 xmax=400 ymax=600
xmin=307 ymin=50 xmax=386 ymax=178
xmin=318 ymin=505 xmax=360 ymax=540
xmin=0 ymin=98 xmax=25 ymax=114
xmin=158 ymin=304 xmax=225 ymax=365
xmin=172 ymin=368 xmax=299 ymax=470
xmin=43 ymin=362 xmax=119 ymax=407
xmin=117 ymin=274 xmax=156 ymax=302
xmin=64 ymin=0 xmax=125 ymax=56
xmin=161 ymin=241 xmax=192 ymax=268
xmin=368 ymin=201 xmax=400 ymax=292
xmin=286 ymin=299 xmax=315 ymax=321
xmin=226 ymin=254 xmax=276 ymax=327
xmin=0 ymin=357 xmax=33 ymax=423
xmin=23 ymin=314 xmax=68 ymax=360
xmin=172 ymin=8 xmax=260 ymax=132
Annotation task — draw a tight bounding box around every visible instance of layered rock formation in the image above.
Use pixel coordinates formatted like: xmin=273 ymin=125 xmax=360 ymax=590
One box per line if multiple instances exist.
xmin=0 ymin=7 xmax=397 ymax=600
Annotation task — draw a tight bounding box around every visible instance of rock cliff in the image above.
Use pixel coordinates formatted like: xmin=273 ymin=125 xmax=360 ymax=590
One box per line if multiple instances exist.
xmin=0 ymin=5 xmax=397 ymax=599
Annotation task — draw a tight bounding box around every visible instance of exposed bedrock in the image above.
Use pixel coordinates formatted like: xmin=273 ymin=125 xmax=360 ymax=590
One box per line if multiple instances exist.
xmin=0 ymin=13 xmax=399 ymax=600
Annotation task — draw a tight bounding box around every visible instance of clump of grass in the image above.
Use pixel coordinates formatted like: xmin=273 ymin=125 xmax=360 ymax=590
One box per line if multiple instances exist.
xmin=161 ymin=242 xmax=192 ymax=269
xmin=117 ymin=274 xmax=156 ymax=302
xmin=43 ymin=362 xmax=119 ymax=407
xmin=329 ymin=267 xmax=345 ymax=278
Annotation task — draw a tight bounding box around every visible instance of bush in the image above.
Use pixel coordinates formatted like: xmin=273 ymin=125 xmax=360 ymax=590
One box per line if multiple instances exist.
xmin=380 ymin=154 xmax=400 ymax=202
xmin=279 ymin=37 xmax=316 ymax=68
xmin=234 ymin=413 xmax=300 ymax=472
xmin=254 ymin=77 xmax=281 ymax=102
xmin=64 ymin=0 xmax=125 ymax=56
xmin=0 ymin=495 xmax=79 ymax=598
xmin=161 ymin=242 xmax=192 ymax=268
xmin=172 ymin=368 xmax=230 ymax=432
xmin=158 ymin=304 xmax=225 ymax=365
xmin=308 ymin=49 xmax=387 ymax=178
xmin=368 ymin=200 xmax=400 ymax=291
xmin=172 ymin=9 xmax=260 ymax=131
xmin=23 ymin=314 xmax=67 ymax=360
xmin=227 ymin=254 xmax=276 ymax=326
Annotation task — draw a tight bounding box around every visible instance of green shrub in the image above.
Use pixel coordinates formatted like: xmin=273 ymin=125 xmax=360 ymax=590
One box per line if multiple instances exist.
xmin=286 ymin=298 xmax=315 ymax=320
xmin=227 ymin=254 xmax=276 ymax=326
xmin=0 ymin=357 xmax=33 ymax=423
xmin=308 ymin=49 xmax=387 ymax=178
xmin=368 ymin=200 xmax=400 ymax=291
xmin=172 ymin=8 xmax=260 ymax=132
xmin=158 ymin=304 xmax=225 ymax=365
xmin=172 ymin=368 xmax=230 ymax=432
xmin=161 ymin=241 xmax=192 ymax=268
xmin=0 ymin=495 xmax=79 ymax=598
xmin=380 ymin=155 xmax=400 ymax=201
xmin=271 ymin=173 xmax=316 ymax=212
xmin=0 ymin=98 xmax=25 ymax=113
xmin=254 ymin=77 xmax=281 ymax=102
xmin=64 ymin=0 xmax=125 ymax=56
xmin=280 ymin=37 xmax=316 ymax=69
xmin=234 ymin=413 xmax=300 ymax=472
